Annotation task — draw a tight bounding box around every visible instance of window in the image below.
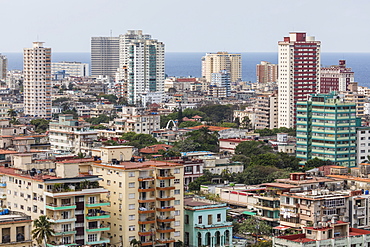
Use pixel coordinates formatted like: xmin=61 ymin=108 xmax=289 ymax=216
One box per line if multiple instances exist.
xmin=88 ymin=234 xmax=97 ymax=242
xmin=174 ymin=231 xmax=180 ymax=237
xmin=129 ymin=193 xmax=135 ymax=199
xmin=217 ymin=214 xmax=221 ymax=222
xmin=38 ymin=184 xmax=43 ymax=189
xmin=208 ymin=215 xmax=212 ymax=225
xmin=185 ymin=215 xmax=189 ymax=224
xmin=174 ymin=179 xmax=180 ymax=184
xmin=119 ymin=225 xmax=122 ymax=231
xmin=129 ymin=215 xmax=135 ymax=220
xmin=13 ymin=203 xmax=17 ymax=208
xmin=174 ymin=210 xmax=180 ymax=216
xmin=129 ymin=182 xmax=135 ymax=188
xmin=175 ymin=200 xmax=180 ymax=205
xmin=129 ymin=225 xmax=135 ymax=231
xmin=129 ymin=172 xmax=135 ymax=177
xmin=129 ymin=204 xmax=135 ymax=210
xmin=119 ymin=182 xmax=122 ymax=188
xmin=107 ymin=180 xmax=111 ymax=186
xmin=174 ymin=168 xmax=180 ymax=174
xmin=174 ymin=190 xmax=180 ymax=195
xmin=198 ymin=216 xmax=202 ymax=224
xmin=27 ymin=207 xmax=31 ymax=211
xmin=175 ymin=220 xmax=180 ymax=226
xmin=20 ymin=205 xmax=24 ymax=210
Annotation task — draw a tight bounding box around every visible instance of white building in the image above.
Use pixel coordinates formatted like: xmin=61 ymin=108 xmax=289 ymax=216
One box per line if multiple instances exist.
xmin=23 ymin=42 xmax=52 ymax=119
xmin=118 ymin=30 xmax=165 ymax=105
xmin=202 ymin=52 xmax=242 ymax=83
xmin=357 ymin=127 xmax=370 ymax=165
xmin=277 ymin=32 xmax=321 ymax=128
xmin=0 ymin=54 xmax=7 ymax=81
xmin=51 ymin=61 xmax=89 ymax=77
xmin=90 ymin=36 xmax=119 ymax=78
xmin=49 ymin=115 xmax=98 ymax=155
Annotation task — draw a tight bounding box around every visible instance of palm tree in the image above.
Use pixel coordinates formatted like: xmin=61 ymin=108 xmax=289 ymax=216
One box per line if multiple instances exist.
xmin=130 ymin=238 xmax=142 ymax=247
xmin=362 ymin=155 xmax=370 ymax=164
xmin=32 ymin=215 xmax=55 ymax=246
xmin=7 ymin=109 xmax=17 ymax=118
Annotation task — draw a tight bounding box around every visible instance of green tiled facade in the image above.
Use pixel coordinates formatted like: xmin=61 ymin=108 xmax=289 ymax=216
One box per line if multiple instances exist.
xmin=296 ymin=93 xmax=361 ymax=167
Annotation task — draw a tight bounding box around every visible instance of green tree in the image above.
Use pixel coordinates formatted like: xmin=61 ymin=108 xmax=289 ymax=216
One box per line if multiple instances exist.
xmin=130 ymin=238 xmax=142 ymax=247
xmin=174 ymin=127 xmax=219 ymax=152
xmin=250 ymin=152 xmax=300 ymax=170
xmin=31 ymin=119 xmax=50 ymax=133
xmin=198 ymin=104 xmax=234 ymax=124
xmin=32 ymin=215 xmax=55 ymax=246
xmin=235 ymin=165 xmax=282 ymax=185
xmin=235 ymin=141 xmax=273 ymax=157
xmin=52 ymin=97 xmax=69 ymax=105
xmin=98 ymin=94 xmax=118 ymax=104
xmin=62 ymin=108 xmax=78 ymax=119
xmin=304 ymin=158 xmax=333 ymax=171
xmin=188 ymin=170 xmax=219 ymax=191
xmin=86 ymin=115 xmax=111 ymax=125
xmin=239 ymin=217 xmax=272 ymax=242
xmin=219 ymin=122 xmax=237 ymax=128
xmin=7 ymin=109 xmax=17 ymax=118
xmin=121 ymin=132 xmax=159 ymax=149
xmin=241 ymin=116 xmax=252 ymax=129
xmin=178 ymin=121 xmax=202 ymax=128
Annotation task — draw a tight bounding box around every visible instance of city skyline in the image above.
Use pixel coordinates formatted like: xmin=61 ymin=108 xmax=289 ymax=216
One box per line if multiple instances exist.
xmin=1 ymin=0 xmax=370 ymax=52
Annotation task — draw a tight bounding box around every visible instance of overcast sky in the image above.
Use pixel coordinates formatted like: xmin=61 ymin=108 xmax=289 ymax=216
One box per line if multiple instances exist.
xmin=1 ymin=0 xmax=369 ymax=53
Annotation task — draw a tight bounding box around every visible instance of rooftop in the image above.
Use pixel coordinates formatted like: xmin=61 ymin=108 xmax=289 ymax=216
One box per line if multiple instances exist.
xmin=93 ymin=160 xmax=182 ymax=170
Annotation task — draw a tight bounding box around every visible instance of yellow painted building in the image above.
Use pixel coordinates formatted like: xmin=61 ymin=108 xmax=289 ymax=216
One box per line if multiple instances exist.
xmin=92 ymin=160 xmax=184 ymax=247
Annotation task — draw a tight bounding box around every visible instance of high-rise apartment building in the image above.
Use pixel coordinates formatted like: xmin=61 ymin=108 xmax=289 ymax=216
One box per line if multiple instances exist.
xmin=320 ymin=60 xmax=354 ymax=93
xmin=211 ymin=70 xmax=231 ymax=97
xmin=202 ymin=52 xmax=242 ymax=83
xmin=296 ymin=93 xmax=360 ymax=167
xmin=278 ymin=32 xmax=321 ymax=128
xmin=23 ymin=42 xmax=52 ymax=119
xmin=256 ymin=61 xmax=278 ymax=83
xmin=92 ymin=160 xmax=184 ymax=247
xmin=91 ymin=37 xmax=119 ymax=78
xmin=255 ymin=93 xmax=278 ymax=129
xmin=118 ymin=30 xmax=165 ymax=105
xmin=0 ymin=54 xmax=7 ymax=81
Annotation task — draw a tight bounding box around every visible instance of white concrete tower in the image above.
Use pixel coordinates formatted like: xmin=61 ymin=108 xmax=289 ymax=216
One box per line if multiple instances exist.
xmin=277 ymin=32 xmax=321 ymax=128
xmin=23 ymin=42 xmax=52 ymax=119
xmin=118 ymin=30 xmax=165 ymax=105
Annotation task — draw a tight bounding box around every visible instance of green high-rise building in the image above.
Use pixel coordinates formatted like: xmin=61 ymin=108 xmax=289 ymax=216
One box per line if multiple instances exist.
xmin=296 ymin=92 xmax=361 ymax=167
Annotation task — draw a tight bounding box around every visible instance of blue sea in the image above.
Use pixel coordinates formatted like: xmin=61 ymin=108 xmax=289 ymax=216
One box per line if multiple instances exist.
xmin=4 ymin=52 xmax=370 ymax=87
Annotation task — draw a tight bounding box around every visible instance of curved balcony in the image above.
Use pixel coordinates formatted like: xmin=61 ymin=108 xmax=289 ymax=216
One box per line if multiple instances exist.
xmin=157 ymin=216 xmax=175 ymax=223
xmin=156 ymin=206 xmax=175 ymax=212
xmin=138 ymin=187 xmax=155 ymax=192
xmin=157 ymin=175 xmax=175 ymax=180
xmin=156 ymin=196 xmax=175 ymax=201
xmin=139 ymin=217 xmax=156 ymax=224
xmin=157 ymin=227 xmax=175 ymax=233
xmin=156 ymin=186 xmax=175 ymax=191
xmin=138 ymin=207 xmax=156 ymax=214
xmin=157 ymin=238 xmax=175 ymax=244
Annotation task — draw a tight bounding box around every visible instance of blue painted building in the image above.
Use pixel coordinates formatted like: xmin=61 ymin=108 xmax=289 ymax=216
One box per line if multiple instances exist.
xmin=184 ymin=197 xmax=233 ymax=247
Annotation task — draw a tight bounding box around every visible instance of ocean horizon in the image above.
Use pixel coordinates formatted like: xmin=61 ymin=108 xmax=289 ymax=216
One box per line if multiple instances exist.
xmin=3 ymin=52 xmax=370 ymax=87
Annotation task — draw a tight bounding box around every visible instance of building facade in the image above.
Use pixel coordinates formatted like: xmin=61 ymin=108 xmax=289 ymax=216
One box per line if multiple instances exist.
xmin=91 ymin=37 xmax=120 ymax=78
xmin=184 ymin=197 xmax=232 ymax=247
xmin=92 ymin=160 xmax=184 ymax=247
xmin=256 ymin=61 xmax=278 ymax=83
xmin=296 ymin=93 xmax=359 ymax=167
xmin=202 ymin=52 xmax=242 ymax=83
xmin=118 ymin=30 xmax=165 ymax=105
xmin=320 ymin=60 xmax=354 ymax=93
xmin=0 ymin=54 xmax=7 ymax=81
xmin=255 ymin=93 xmax=278 ymax=129
xmin=49 ymin=115 xmax=98 ymax=155
xmin=278 ymin=32 xmax=321 ymax=128
xmin=23 ymin=42 xmax=52 ymax=119
xmin=51 ymin=61 xmax=89 ymax=77
xmin=211 ymin=70 xmax=231 ymax=97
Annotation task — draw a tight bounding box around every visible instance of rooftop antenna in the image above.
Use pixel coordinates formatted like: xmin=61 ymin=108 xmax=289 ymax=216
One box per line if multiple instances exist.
xmin=110 ymin=30 xmax=112 ymax=38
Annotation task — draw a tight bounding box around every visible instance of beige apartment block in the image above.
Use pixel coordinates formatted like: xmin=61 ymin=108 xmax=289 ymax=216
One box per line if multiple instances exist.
xmin=92 ymin=160 xmax=184 ymax=247
xmin=255 ymin=93 xmax=278 ymax=129
xmin=202 ymin=52 xmax=241 ymax=83
xmin=0 ymin=211 xmax=32 ymax=246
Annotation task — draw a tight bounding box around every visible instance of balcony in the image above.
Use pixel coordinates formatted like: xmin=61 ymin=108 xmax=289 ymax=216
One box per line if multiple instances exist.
xmin=157 ymin=215 xmax=175 ymax=223
xmin=86 ymin=200 xmax=110 ymax=208
xmin=45 ymin=186 xmax=108 ymax=198
xmin=86 ymin=211 xmax=110 ymax=220
xmin=138 ymin=207 xmax=156 ymax=214
xmin=157 ymin=238 xmax=175 ymax=244
xmin=46 ymin=204 xmax=76 ymax=211
xmin=138 ymin=229 xmax=156 ymax=236
xmin=138 ymin=197 xmax=156 ymax=203
xmin=156 ymin=196 xmax=175 ymax=201
xmin=139 ymin=217 xmax=156 ymax=224
xmin=47 ymin=243 xmax=75 ymax=247
xmin=157 ymin=174 xmax=175 ymax=180
xmin=138 ymin=176 xmax=155 ymax=182
xmin=138 ymin=187 xmax=156 ymax=192
xmin=156 ymin=206 xmax=175 ymax=212
xmin=86 ymin=225 xmax=110 ymax=232
xmin=86 ymin=237 xmax=110 ymax=245
xmin=157 ymin=227 xmax=175 ymax=233
xmin=48 ymin=217 xmax=76 ymax=223
xmin=52 ymin=228 xmax=77 ymax=236
xmin=0 ymin=183 xmax=6 ymax=187
xmin=156 ymin=186 xmax=175 ymax=191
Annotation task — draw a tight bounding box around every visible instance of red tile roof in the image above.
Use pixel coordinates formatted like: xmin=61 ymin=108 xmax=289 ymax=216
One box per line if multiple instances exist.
xmin=139 ymin=144 xmax=173 ymax=154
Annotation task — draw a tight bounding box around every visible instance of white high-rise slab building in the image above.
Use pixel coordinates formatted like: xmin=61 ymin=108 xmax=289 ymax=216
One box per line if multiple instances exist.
xmin=0 ymin=54 xmax=7 ymax=81
xmin=277 ymin=32 xmax=321 ymax=128
xmin=118 ymin=30 xmax=165 ymax=105
xmin=91 ymin=37 xmax=119 ymax=78
xmin=23 ymin=42 xmax=52 ymax=119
